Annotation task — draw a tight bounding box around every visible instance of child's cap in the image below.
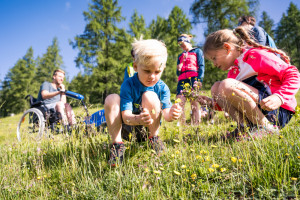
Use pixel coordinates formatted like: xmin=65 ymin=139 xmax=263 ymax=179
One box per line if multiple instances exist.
xmin=177 ymin=35 xmax=191 ymax=44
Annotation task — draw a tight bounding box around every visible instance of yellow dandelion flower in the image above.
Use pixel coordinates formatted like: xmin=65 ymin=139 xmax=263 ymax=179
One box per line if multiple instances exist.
xmin=285 ymin=153 xmax=290 ymax=156
xmin=186 ymin=169 xmax=190 ymax=172
xmin=232 ymin=92 xmax=235 ymax=96
xmin=181 ymin=165 xmax=186 ymax=169
xmin=126 ymin=147 xmax=130 ymax=150
xmin=175 ymin=150 xmax=180 ymax=155
xmin=291 ymin=177 xmax=298 ymax=181
xmin=191 ymin=173 xmax=197 ymax=179
xmin=183 ymin=178 xmax=187 ymax=182
xmin=196 ymin=155 xmax=202 ymax=159
xmin=145 ymin=168 xmax=149 ymax=172
xmin=184 ymin=83 xmax=190 ymax=87
xmin=220 ymin=168 xmax=227 ymax=172
xmin=279 ymin=135 xmax=283 ymax=139
xmin=297 ymin=155 xmax=300 ymax=159
xmin=159 ymin=167 xmax=165 ymax=171
xmin=171 ymin=154 xmax=175 ymax=158
xmin=205 ymin=156 xmax=210 ymax=162
xmin=173 ymin=139 xmax=180 ymax=143
xmin=211 ymin=145 xmax=217 ymax=148
xmin=238 ymin=159 xmax=243 ymax=163
xmin=173 ymin=170 xmax=181 ymax=176
xmin=151 ymin=109 xmax=156 ymax=114
xmin=37 ymin=176 xmax=41 ymax=180
xmin=43 ymin=175 xmax=47 ymax=178
xmin=231 ymin=157 xmax=237 ymax=163
xmin=175 ymin=98 xmax=182 ymax=104
xmin=153 ymin=170 xmax=161 ymax=174
xmin=191 ymin=184 xmax=195 ymax=187
xmin=200 ymin=150 xmax=207 ymax=154
xmin=208 ymin=168 xmax=215 ymax=173
xmin=211 ymin=164 xmax=220 ymax=168
xmin=190 ymin=148 xmax=195 ymax=152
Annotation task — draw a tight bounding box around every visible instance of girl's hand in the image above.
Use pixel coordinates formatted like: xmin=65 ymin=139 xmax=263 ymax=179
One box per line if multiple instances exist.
xmin=170 ymin=104 xmax=182 ymax=120
xmin=197 ymin=96 xmax=213 ymax=107
xmin=177 ymin=63 xmax=183 ymax=71
xmin=260 ymin=94 xmax=282 ymax=111
xmin=139 ymin=108 xmax=153 ymax=125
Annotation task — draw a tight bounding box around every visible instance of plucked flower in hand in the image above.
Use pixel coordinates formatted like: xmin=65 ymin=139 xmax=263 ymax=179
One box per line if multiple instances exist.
xmin=180 ymin=80 xmax=203 ymax=101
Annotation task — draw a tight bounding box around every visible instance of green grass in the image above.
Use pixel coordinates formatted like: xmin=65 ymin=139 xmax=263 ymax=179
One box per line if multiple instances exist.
xmin=0 ymin=93 xmax=299 ymax=199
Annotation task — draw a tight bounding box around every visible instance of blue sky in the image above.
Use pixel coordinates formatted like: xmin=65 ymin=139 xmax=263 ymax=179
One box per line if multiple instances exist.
xmin=0 ymin=0 xmax=298 ymax=82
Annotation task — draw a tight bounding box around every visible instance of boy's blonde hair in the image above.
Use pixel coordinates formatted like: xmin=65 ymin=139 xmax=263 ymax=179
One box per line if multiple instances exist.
xmin=132 ymin=39 xmax=168 ymax=67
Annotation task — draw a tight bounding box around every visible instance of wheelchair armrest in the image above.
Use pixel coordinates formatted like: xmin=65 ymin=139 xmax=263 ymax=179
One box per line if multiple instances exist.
xmin=25 ymin=95 xmax=43 ymax=108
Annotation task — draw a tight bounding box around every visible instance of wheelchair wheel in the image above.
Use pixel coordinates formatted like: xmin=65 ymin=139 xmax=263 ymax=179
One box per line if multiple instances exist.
xmin=17 ymin=108 xmax=45 ymax=141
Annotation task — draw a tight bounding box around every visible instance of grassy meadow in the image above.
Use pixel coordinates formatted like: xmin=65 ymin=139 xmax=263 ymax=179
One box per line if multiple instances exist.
xmin=0 ymin=92 xmax=299 ymax=199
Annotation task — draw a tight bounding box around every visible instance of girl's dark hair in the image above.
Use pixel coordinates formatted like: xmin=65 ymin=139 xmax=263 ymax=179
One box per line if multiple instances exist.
xmin=238 ymin=16 xmax=256 ymax=26
xmin=203 ymin=27 xmax=290 ymax=64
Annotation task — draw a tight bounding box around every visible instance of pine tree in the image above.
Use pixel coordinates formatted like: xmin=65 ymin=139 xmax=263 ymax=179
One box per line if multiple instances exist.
xmin=258 ymin=11 xmax=275 ymax=38
xmin=275 ymin=2 xmax=300 ymax=68
xmin=70 ymin=0 xmax=125 ymax=104
xmin=35 ymin=38 xmax=64 ymax=84
xmin=0 ymin=48 xmax=37 ymax=115
xmin=129 ymin=10 xmax=150 ymax=39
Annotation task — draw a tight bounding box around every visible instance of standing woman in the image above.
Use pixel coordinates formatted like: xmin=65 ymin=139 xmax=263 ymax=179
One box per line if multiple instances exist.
xmin=176 ymin=34 xmax=205 ymax=125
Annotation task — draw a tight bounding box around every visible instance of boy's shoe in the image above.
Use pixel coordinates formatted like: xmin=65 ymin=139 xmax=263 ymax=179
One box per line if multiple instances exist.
xmin=149 ymin=136 xmax=165 ymax=155
xmin=109 ymin=142 xmax=125 ymax=167
xmin=222 ymin=125 xmax=246 ymax=141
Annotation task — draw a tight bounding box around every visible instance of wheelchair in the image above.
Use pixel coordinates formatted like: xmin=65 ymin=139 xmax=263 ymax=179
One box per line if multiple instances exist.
xmin=17 ymin=90 xmax=107 ymax=141
xmin=17 ymin=95 xmax=61 ymax=141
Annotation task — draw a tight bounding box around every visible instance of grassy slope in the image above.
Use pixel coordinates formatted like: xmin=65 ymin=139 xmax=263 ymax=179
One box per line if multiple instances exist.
xmin=0 ymin=92 xmax=299 ymax=199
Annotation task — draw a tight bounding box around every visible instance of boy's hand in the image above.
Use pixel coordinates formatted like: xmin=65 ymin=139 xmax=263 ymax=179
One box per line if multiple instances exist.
xmin=260 ymin=94 xmax=282 ymax=111
xmin=169 ymin=104 xmax=182 ymax=120
xmin=139 ymin=108 xmax=153 ymax=125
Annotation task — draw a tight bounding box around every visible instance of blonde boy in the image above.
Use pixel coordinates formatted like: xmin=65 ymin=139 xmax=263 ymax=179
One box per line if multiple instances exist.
xmin=104 ymin=39 xmax=182 ymax=166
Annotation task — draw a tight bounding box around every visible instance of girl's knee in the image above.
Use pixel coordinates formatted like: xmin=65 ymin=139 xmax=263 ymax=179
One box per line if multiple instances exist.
xmin=218 ymin=78 xmax=236 ymax=94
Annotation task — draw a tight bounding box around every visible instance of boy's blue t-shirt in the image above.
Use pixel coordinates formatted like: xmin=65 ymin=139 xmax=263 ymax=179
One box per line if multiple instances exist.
xmin=120 ymin=73 xmax=172 ymax=113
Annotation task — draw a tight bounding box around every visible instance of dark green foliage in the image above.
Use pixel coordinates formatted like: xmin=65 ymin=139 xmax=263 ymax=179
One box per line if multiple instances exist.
xmin=70 ymin=0 xmax=126 ymax=104
xmin=202 ymin=60 xmax=227 ymax=89
xmin=258 ymin=11 xmax=275 ymax=38
xmin=275 ymin=2 xmax=300 ymax=68
xmin=0 ymin=48 xmax=37 ymax=115
xmin=129 ymin=9 xmax=150 ymax=39
xmin=35 ymin=38 xmax=64 ymax=84
xmin=190 ymin=0 xmax=258 ymax=35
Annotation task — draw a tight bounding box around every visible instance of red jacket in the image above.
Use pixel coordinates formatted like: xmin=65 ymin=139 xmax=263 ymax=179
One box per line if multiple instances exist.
xmin=228 ymin=48 xmax=300 ymax=112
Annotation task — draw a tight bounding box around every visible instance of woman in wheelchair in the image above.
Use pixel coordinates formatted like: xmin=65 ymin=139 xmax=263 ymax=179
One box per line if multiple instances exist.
xmin=37 ymin=69 xmax=76 ymax=130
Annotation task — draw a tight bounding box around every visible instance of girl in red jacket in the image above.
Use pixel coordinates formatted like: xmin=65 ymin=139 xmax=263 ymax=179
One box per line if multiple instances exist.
xmin=199 ymin=26 xmax=300 ymax=139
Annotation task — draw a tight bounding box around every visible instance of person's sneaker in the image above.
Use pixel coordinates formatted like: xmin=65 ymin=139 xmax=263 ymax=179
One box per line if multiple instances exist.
xmin=247 ymin=125 xmax=280 ymax=140
xmin=109 ymin=142 xmax=125 ymax=167
xmin=148 ymin=136 xmax=165 ymax=155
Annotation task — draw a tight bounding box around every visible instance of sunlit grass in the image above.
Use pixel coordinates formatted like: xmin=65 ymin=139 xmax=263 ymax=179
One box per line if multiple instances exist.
xmin=0 ymin=93 xmax=299 ymax=199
